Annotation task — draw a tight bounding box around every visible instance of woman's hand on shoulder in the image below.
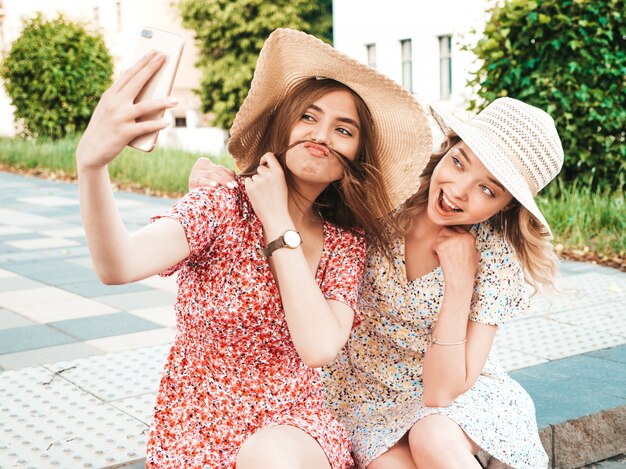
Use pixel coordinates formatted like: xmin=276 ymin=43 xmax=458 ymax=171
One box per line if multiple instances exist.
xmin=188 ymin=157 xmax=236 ymax=191
xmin=76 ymin=51 xmax=177 ymax=171
xmin=245 ymin=153 xmax=290 ymax=229
xmin=433 ymin=226 xmax=480 ymax=291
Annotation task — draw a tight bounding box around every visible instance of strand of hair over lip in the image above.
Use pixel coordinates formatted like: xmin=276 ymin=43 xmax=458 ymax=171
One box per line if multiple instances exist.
xmin=275 ymin=139 xmax=349 ymax=161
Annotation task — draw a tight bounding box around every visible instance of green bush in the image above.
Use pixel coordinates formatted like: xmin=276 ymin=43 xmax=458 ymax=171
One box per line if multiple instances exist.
xmin=1 ymin=14 xmax=113 ymax=139
xmin=178 ymin=0 xmax=332 ymax=129
xmin=468 ymin=0 xmax=625 ymax=189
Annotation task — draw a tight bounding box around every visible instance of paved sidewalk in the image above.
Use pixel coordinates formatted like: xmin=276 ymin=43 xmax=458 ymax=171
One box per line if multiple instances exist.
xmin=0 ymin=171 xmax=624 ymax=468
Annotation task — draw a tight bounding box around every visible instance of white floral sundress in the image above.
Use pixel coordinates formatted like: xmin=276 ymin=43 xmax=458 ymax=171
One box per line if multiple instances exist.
xmin=322 ymin=222 xmax=548 ymax=469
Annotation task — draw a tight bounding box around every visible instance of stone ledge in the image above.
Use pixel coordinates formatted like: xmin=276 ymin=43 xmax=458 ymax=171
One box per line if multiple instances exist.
xmin=540 ymin=405 xmax=626 ymax=468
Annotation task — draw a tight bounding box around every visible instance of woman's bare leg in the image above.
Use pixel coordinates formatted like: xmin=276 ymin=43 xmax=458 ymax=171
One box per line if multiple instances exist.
xmin=236 ymin=425 xmax=332 ymax=469
xmin=367 ymin=433 xmax=417 ymax=469
xmin=408 ymin=414 xmax=481 ymax=469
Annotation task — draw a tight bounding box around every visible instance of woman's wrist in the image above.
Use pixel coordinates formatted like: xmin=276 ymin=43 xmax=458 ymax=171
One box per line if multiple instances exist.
xmin=444 ymin=274 xmax=475 ymax=294
xmin=262 ymin=217 xmax=296 ymax=242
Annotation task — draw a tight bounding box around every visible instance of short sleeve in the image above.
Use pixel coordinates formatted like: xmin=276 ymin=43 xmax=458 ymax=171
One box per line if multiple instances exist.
xmin=150 ymin=185 xmax=239 ymax=276
xmin=320 ymin=226 xmax=367 ymax=327
xmin=469 ymin=223 xmax=530 ymax=326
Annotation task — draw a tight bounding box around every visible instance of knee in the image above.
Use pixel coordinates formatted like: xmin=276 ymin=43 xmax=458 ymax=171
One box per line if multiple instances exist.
xmin=236 ymin=433 xmax=295 ymax=469
xmin=408 ymin=418 xmax=454 ymax=459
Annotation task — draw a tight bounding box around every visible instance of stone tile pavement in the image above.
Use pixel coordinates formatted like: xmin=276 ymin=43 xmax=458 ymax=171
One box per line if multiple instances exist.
xmin=0 ymin=171 xmax=624 ymax=468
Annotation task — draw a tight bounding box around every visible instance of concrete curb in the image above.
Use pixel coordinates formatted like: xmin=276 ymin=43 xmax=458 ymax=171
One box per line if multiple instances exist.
xmin=540 ymin=405 xmax=626 ymax=468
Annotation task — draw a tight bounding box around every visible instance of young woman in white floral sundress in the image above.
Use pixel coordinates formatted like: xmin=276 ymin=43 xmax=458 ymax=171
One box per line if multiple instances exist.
xmin=189 ymin=97 xmax=563 ymax=469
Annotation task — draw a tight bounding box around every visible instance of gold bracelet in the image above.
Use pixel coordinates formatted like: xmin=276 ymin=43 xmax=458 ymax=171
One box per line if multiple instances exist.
xmin=429 ymin=335 xmax=466 ymax=346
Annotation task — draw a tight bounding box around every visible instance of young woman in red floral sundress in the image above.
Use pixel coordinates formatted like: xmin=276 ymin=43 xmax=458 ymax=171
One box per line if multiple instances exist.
xmin=76 ymin=29 xmax=431 ymax=468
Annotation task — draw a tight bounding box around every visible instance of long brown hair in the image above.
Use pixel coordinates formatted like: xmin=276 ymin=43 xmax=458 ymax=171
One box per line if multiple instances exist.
xmin=240 ymin=78 xmax=395 ymax=251
xmin=396 ymin=134 xmax=559 ymax=292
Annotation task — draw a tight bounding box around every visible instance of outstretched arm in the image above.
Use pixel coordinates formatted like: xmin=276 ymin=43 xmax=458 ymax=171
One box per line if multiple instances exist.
xmin=421 ymin=227 xmax=496 ymax=407
xmin=77 ymin=51 xmax=190 ymax=285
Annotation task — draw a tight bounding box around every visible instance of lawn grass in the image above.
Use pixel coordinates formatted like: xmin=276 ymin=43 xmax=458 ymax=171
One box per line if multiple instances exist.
xmin=0 ymin=136 xmax=623 ymax=264
xmin=537 ymin=179 xmax=625 ymax=259
xmin=0 ymin=135 xmax=236 ymax=195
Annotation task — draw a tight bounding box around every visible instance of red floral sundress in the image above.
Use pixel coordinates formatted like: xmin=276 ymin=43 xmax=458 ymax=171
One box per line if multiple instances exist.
xmin=146 ymin=179 xmax=365 ymax=468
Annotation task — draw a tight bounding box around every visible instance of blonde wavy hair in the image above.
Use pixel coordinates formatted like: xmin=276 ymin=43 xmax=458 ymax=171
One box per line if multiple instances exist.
xmin=395 ymin=135 xmax=559 ymax=292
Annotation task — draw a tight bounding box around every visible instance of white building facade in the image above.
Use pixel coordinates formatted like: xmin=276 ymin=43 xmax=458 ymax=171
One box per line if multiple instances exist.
xmin=333 ymin=0 xmax=494 ymax=115
xmin=0 ymin=0 xmax=227 ymax=155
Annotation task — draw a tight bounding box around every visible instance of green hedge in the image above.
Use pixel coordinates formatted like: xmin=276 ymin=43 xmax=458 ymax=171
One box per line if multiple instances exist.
xmin=1 ymin=14 xmax=113 ymax=139
xmin=468 ymin=0 xmax=625 ymax=189
xmin=177 ymin=0 xmax=332 ymax=129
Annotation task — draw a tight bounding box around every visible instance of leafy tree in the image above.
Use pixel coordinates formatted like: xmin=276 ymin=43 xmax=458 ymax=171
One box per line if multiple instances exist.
xmin=468 ymin=0 xmax=625 ymax=188
xmin=178 ymin=0 xmax=332 ymax=129
xmin=1 ymin=14 xmax=113 ymax=140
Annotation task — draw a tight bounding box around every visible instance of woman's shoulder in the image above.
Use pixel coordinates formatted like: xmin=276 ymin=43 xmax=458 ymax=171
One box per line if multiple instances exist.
xmin=325 ymin=221 xmax=365 ymax=241
xmin=472 ymin=221 xmax=514 ymax=255
xmin=188 ymin=177 xmax=246 ymax=207
xmin=470 ymin=221 xmax=530 ymax=323
xmin=472 ymin=221 xmax=522 ymax=274
xmin=324 ymin=221 xmax=366 ymax=252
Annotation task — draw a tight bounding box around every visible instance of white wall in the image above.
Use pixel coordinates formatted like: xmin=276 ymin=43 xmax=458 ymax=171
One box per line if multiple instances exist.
xmin=333 ymin=0 xmax=493 ymax=111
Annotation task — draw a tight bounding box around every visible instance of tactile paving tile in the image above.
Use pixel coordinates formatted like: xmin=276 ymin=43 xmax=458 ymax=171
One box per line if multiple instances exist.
xmin=495 ymin=316 xmax=624 ymax=361
xmin=491 ymin=345 xmax=548 ymax=371
xmin=523 ymin=272 xmax=626 ymax=319
xmin=0 ymin=366 xmax=148 ymax=468
xmin=548 ymin=302 xmax=626 ymax=339
xmin=542 ymin=272 xmax=626 ymax=314
xmin=526 ymin=292 xmax=556 ymax=317
xmin=110 ymin=393 xmax=157 ymax=425
xmin=44 ymin=344 xmax=169 ymax=401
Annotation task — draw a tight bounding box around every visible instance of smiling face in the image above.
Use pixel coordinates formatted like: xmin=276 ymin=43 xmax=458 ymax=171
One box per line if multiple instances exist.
xmin=426 ymin=141 xmax=514 ymax=226
xmin=284 ymin=89 xmax=361 ymax=186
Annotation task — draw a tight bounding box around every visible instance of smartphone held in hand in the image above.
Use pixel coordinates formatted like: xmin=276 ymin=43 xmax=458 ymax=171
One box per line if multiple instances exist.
xmin=128 ymin=27 xmax=184 ymax=152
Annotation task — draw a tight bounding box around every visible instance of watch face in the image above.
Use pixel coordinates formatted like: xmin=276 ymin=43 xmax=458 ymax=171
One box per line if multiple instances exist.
xmin=283 ymin=230 xmax=301 ymax=248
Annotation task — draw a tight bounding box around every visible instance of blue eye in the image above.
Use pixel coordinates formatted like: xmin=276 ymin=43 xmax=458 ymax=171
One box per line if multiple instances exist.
xmin=451 ymin=155 xmax=462 ymax=168
xmin=480 ymin=185 xmax=495 ymax=198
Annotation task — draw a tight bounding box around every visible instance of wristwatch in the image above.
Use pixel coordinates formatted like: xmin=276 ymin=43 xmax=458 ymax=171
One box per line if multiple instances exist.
xmin=258 ymin=229 xmax=302 ymax=257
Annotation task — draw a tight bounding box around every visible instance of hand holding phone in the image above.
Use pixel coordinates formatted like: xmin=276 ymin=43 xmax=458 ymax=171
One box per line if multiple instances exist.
xmin=76 ymin=51 xmax=177 ymax=171
xmin=128 ymin=27 xmax=184 ymax=152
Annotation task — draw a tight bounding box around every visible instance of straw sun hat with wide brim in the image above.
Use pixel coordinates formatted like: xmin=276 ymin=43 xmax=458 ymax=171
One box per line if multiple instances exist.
xmin=430 ymin=97 xmax=564 ymax=238
xmin=227 ymin=28 xmax=432 ymax=212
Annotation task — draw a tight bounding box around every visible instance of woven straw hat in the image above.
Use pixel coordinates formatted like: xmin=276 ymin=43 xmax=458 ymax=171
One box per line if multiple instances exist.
xmin=228 ymin=28 xmax=432 ymax=211
xmin=430 ymin=97 xmax=564 ymax=238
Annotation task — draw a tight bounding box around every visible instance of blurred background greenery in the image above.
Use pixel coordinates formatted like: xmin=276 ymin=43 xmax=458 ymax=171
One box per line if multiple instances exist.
xmin=0 ymin=0 xmax=622 ymax=268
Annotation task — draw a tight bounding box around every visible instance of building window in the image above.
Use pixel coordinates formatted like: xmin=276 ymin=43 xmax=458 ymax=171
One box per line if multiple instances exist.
xmin=175 ymin=117 xmax=187 ymax=128
xmin=400 ymin=39 xmax=412 ymax=93
xmin=439 ymin=35 xmax=452 ymax=99
xmin=366 ymin=43 xmax=376 ymax=68
xmin=116 ymin=1 xmax=123 ymax=31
